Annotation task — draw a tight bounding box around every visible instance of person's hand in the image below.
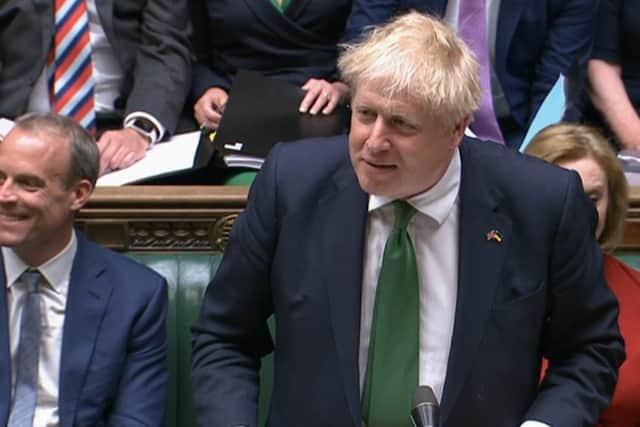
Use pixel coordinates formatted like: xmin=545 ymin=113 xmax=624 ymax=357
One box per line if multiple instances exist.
xmin=97 ymin=128 xmax=150 ymax=176
xmin=194 ymin=87 xmax=229 ymax=130
xmin=299 ymin=79 xmax=349 ymax=115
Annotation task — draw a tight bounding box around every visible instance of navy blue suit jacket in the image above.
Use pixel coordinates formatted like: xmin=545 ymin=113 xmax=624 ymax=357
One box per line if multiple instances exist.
xmin=343 ymin=0 xmax=598 ymax=148
xmin=192 ymin=136 xmax=624 ymax=426
xmin=190 ymin=0 xmax=352 ymax=101
xmin=0 ymin=233 xmax=169 ymax=427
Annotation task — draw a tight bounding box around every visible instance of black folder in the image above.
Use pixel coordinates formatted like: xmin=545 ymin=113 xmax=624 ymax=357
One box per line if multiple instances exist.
xmin=212 ymin=70 xmax=350 ymax=169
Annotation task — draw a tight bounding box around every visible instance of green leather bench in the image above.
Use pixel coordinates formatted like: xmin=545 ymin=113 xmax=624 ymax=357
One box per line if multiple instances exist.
xmin=127 ymin=253 xmax=274 ymax=427
xmin=128 ymin=251 xmax=640 ymax=426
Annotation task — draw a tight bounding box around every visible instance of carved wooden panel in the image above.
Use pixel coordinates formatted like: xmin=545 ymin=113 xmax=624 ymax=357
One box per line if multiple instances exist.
xmin=76 ymin=186 xmax=248 ymax=252
xmin=77 ymin=185 xmax=640 ymax=252
xmin=619 ymin=186 xmax=640 ymax=251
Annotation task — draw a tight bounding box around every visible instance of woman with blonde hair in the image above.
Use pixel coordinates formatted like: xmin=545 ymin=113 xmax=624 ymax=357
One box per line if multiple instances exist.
xmin=527 ymin=123 xmax=640 ymax=426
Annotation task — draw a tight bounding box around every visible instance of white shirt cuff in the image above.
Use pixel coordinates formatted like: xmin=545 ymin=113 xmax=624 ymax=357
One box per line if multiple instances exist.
xmin=123 ymin=111 xmax=166 ymax=143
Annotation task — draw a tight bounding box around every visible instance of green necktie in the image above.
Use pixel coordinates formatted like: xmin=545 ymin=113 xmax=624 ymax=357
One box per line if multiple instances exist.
xmin=363 ymin=201 xmax=420 ymax=427
xmin=270 ymin=0 xmax=291 ymax=12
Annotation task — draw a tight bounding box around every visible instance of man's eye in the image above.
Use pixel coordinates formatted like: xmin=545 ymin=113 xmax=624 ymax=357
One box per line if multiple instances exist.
xmin=19 ymin=181 xmax=41 ymax=192
xmin=391 ymin=117 xmax=414 ymax=130
xmin=356 ymin=107 xmax=374 ymax=116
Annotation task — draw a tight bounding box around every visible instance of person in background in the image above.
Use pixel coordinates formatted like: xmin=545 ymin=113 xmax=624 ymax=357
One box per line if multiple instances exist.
xmin=191 ymin=0 xmax=352 ymax=131
xmin=584 ymin=0 xmax=640 ymax=151
xmin=191 ymin=12 xmax=623 ymax=427
xmin=526 ymin=123 xmax=640 ymax=427
xmin=0 ymin=113 xmax=169 ymax=426
xmin=0 ymin=0 xmax=192 ymax=176
xmin=343 ymin=0 xmax=598 ymax=149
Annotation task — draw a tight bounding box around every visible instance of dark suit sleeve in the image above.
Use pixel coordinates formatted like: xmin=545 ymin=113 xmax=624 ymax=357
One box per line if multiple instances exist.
xmin=191 ymin=147 xmax=281 ymax=426
xmin=107 ymin=278 xmax=169 ymax=426
xmin=189 ymin=0 xmax=231 ymax=99
xmin=526 ymin=173 xmax=625 ymax=425
xmin=124 ymin=0 xmax=192 ymax=134
xmin=342 ymin=0 xmax=400 ymax=42
xmin=191 ymin=63 xmax=232 ymax=102
xmin=529 ymin=0 xmax=598 ymax=123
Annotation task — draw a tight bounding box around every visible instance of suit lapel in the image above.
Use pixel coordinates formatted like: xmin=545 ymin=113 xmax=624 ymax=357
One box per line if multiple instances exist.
xmin=0 ymin=257 xmax=10 ymax=425
xmin=94 ymin=0 xmax=116 ymax=49
xmin=58 ymin=235 xmax=113 ymax=427
xmin=284 ymin=0 xmax=312 ymax=19
xmin=242 ymin=0 xmax=334 ymax=46
xmin=319 ymin=163 xmax=368 ymax=427
xmin=440 ymin=141 xmax=511 ymax=422
xmin=32 ymin=0 xmax=54 ymax=65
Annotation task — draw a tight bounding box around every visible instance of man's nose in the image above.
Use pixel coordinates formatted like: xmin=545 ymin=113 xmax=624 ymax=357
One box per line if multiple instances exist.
xmin=0 ymin=180 xmax=17 ymax=202
xmin=365 ymin=118 xmax=391 ymax=152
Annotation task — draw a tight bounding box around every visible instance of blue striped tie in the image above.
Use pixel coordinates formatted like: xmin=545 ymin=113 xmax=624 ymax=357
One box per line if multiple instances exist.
xmin=8 ymin=270 xmax=43 ymax=427
xmin=48 ymin=0 xmax=97 ymax=134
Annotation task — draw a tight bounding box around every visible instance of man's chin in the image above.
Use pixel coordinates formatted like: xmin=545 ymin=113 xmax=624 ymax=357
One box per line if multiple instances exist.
xmin=0 ymin=231 xmax=28 ymax=249
xmin=358 ymin=178 xmax=395 ymax=197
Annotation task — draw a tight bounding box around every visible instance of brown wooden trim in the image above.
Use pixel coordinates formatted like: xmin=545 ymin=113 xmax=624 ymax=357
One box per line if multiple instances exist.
xmin=77 ymin=185 xmax=640 ymax=252
xmin=620 ymin=186 xmax=640 ymax=250
xmin=76 ymin=186 xmax=248 ymax=252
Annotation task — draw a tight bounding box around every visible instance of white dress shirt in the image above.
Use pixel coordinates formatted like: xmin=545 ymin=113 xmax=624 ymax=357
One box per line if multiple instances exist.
xmin=4 ymin=231 xmax=77 ymax=427
xmin=359 ymin=149 xmax=461 ymax=402
xmin=358 ymin=149 xmax=548 ymax=427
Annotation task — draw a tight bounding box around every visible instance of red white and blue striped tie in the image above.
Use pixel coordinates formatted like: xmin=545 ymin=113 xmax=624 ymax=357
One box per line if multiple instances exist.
xmin=48 ymin=0 xmax=96 ymax=133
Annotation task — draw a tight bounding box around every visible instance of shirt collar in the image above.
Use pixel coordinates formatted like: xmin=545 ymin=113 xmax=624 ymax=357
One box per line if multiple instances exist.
xmin=368 ymin=148 xmax=461 ymax=225
xmin=3 ymin=230 xmax=78 ymax=293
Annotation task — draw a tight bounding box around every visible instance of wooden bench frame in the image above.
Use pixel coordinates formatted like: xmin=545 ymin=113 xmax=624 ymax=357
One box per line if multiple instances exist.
xmin=78 ymin=185 xmax=640 ymax=252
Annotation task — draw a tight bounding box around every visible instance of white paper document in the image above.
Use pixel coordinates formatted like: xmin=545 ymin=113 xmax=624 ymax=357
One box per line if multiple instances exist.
xmin=97 ymin=131 xmax=201 ymax=186
xmin=0 ymin=118 xmax=15 ymax=140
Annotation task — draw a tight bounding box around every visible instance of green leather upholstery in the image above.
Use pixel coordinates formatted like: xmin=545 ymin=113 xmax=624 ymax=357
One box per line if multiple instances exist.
xmin=127 ymin=253 xmax=273 ymax=427
xmin=616 ymin=252 xmax=640 ymax=270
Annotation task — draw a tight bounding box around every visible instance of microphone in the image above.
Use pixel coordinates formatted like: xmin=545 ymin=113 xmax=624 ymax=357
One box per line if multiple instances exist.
xmin=410 ymin=385 xmax=440 ymax=427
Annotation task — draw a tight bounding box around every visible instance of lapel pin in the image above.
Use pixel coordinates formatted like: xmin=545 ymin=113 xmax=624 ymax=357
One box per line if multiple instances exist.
xmin=486 ymin=229 xmax=503 ymax=243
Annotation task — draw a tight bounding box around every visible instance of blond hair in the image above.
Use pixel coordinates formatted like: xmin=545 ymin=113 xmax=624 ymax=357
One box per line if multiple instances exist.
xmin=526 ymin=123 xmax=628 ymax=252
xmin=338 ymin=11 xmax=481 ymax=129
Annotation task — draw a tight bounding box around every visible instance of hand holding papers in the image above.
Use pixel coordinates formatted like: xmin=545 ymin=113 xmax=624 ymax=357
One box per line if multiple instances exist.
xmin=97 ymin=130 xmax=213 ymax=186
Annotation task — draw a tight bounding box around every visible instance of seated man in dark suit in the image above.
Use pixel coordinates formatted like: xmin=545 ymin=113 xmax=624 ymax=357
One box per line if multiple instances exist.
xmin=191 ymin=11 xmax=624 ymax=427
xmin=0 ymin=0 xmax=192 ymax=175
xmin=0 ymin=113 xmax=168 ymax=426
xmin=343 ymin=0 xmax=598 ymax=149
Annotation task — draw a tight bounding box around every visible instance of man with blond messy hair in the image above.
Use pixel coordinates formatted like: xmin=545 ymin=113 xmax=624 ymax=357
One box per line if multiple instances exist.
xmin=344 ymin=0 xmax=597 ymax=149
xmin=192 ymin=12 xmax=623 ymax=427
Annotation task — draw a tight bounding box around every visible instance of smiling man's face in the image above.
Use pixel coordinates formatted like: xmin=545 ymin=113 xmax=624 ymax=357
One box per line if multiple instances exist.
xmin=349 ymin=83 xmax=465 ymax=199
xmin=0 ymin=127 xmax=88 ymax=265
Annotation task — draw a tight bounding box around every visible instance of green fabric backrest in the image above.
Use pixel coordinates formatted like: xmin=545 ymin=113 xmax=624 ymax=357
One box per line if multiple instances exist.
xmin=127 ymin=253 xmax=274 ymax=427
xmin=615 ymin=252 xmax=640 ymax=270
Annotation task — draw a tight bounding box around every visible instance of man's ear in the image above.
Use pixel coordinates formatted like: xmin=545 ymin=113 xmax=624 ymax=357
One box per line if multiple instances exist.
xmin=451 ymin=115 xmax=472 ymax=147
xmin=69 ymin=179 xmax=93 ymax=212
